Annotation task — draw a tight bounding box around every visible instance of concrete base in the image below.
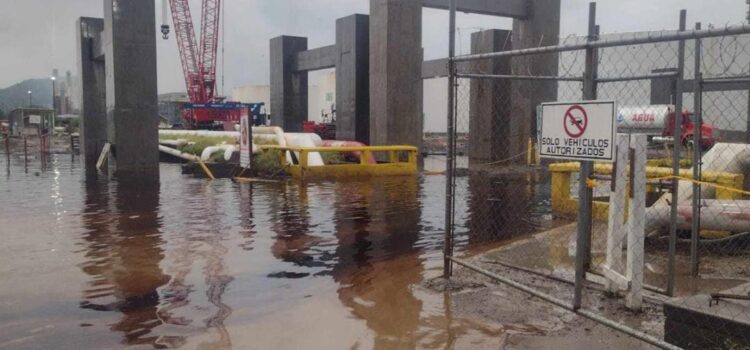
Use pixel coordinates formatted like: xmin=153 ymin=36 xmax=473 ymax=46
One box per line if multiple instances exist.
xmin=664 ymin=283 xmax=750 ymax=349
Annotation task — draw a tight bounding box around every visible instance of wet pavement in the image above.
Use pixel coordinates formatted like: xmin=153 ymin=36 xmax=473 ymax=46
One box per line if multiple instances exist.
xmin=0 ymin=152 xmax=558 ymax=349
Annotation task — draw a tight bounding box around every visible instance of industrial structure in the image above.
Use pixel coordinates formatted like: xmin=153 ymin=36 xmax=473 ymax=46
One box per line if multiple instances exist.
xmin=270 ymin=0 xmax=560 ymax=158
xmin=77 ymin=1 xmax=159 ymax=175
xmin=162 ymin=0 xmax=262 ymax=130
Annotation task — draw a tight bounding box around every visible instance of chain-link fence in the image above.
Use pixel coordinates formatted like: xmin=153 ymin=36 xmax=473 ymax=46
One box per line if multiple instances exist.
xmin=443 ymin=3 xmax=750 ymax=349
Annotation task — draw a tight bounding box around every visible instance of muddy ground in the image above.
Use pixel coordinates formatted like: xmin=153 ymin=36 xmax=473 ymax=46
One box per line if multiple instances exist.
xmin=427 ymin=222 xmax=750 ymax=349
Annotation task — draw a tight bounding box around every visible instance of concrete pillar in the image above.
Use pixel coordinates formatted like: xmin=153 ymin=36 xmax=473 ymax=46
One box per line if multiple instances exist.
xmin=511 ymin=0 xmax=561 ymax=162
xmin=102 ymin=0 xmax=159 ymax=175
xmin=469 ymin=29 xmax=512 ymax=162
xmin=270 ymin=36 xmax=308 ymax=133
xmin=369 ymin=0 xmax=423 ymax=148
xmin=651 ymin=68 xmax=678 ymax=104
xmin=77 ymin=17 xmax=107 ymax=169
xmin=335 ymin=14 xmax=370 ymax=143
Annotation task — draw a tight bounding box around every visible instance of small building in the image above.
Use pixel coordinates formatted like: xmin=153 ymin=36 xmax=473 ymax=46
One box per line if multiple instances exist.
xmin=8 ymin=108 xmax=55 ymax=136
xmin=159 ymin=92 xmax=190 ymax=127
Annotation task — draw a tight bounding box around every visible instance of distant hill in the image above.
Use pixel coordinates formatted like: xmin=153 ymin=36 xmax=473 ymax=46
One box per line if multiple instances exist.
xmin=0 ymin=79 xmax=53 ymax=112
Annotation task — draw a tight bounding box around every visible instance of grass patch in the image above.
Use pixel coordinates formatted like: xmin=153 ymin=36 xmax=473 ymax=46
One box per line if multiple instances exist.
xmin=253 ymin=149 xmax=285 ymax=176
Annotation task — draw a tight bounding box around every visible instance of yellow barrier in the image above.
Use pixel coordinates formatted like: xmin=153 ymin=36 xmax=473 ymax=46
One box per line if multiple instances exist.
xmin=549 ymin=162 xmax=745 ymax=220
xmin=259 ymin=145 xmax=418 ymax=179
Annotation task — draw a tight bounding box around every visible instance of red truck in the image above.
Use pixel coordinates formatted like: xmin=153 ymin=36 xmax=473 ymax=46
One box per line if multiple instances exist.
xmin=617 ymin=105 xmax=719 ymax=149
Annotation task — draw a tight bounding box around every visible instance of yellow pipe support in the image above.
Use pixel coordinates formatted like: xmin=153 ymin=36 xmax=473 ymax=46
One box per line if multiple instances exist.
xmin=549 ymin=162 xmax=745 ymax=219
xmin=197 ymin=158 xmax=216 ymax=180
xmin=259 ymin=145 xmax=419 ymax=179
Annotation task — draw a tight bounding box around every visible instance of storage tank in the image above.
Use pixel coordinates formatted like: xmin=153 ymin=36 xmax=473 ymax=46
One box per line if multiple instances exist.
xmin=616 ymin=104 xmax=673 ymax=134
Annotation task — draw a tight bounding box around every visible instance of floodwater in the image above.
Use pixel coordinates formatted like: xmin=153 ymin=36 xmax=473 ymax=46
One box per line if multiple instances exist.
xmin=0 ymin=153 xmax=555 ymax=349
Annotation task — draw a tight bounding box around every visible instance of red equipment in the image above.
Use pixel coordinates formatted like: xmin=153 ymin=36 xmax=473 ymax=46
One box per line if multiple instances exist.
xmin=165 ymin=0 xmax=245 ymax=129
xmin=663 ymin=111 xmax=719 ymax=149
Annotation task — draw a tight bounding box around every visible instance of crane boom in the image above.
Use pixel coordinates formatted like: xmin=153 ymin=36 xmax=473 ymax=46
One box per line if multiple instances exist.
xmin=165 ymin=0 xmax=260 ymax=129
xmin=168 ymin=0 xmax=202 ymax=103
xmin=199 ymin=0 xmax=221 ymax=101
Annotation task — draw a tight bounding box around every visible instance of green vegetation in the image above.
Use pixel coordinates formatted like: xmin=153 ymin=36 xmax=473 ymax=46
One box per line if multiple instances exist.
xmin=321 ymin=151 xmax=345 ymax=164
xmin=252 ymin=149 xmax=285 ymax=176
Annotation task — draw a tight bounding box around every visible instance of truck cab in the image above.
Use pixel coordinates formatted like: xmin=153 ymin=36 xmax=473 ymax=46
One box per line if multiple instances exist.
xmin=663 ymin=111 xmax=718 ymax=149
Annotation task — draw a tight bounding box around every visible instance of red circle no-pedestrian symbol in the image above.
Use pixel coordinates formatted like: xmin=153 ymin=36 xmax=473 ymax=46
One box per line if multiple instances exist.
xmin=564 ymin=105 xmax=588 ymax=138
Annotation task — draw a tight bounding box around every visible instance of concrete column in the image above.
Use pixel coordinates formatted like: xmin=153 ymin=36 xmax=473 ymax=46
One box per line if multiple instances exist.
xmin=651 ymin=68 xmax=678 ymax=104
xmin=77 ymin=17 xmax=107 ymax=170
xmin=469 ymin=29 xmax=512 ymax=162
xmin=369 ymin=0 xmax=423 ymax=148
xmin=335 ymin=14 xmax=370 ymax=143
xmin=270 ymin=36 xmax=308 ymax=133
xmin=102 ymin=0 xmax=159 ymax=175
xmin=511 ymin=0 xmax=561 ymax=162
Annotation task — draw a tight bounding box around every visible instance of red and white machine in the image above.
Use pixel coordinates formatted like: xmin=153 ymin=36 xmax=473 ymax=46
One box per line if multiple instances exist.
xmin=616 ymin=105 xmax=719 ymax=149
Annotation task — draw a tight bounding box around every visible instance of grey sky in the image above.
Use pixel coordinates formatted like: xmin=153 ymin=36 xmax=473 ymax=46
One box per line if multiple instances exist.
xmin=0 ymin=0 xmax=746 ymax=93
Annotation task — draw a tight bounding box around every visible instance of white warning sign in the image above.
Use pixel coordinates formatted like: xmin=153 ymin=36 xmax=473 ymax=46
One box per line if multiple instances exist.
xmin=539 ymin=101 xmax=616 ymax=162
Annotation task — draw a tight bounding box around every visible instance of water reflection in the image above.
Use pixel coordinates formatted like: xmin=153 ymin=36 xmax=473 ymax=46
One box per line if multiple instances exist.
xmin=79 ymin=176 xmax=170 ymax=346
xmin=465 ymin=170 xmax=550 ymax=246
xmin=331 ymin=178 xmax=424 ymax=348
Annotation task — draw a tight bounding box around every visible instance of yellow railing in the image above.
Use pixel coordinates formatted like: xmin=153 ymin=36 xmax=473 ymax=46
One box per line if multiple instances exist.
xmin=259 ymin=145 xmax=418 ymax=178
xmin=549 ymin=162 xmax=745 ymax=220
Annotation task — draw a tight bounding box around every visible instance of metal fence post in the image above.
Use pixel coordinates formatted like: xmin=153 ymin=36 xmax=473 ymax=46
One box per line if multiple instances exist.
xmin=690 ymin=22 xmax=703 ymax=277
xmin=443 ymin=0 xmax=457 ymax=278
xmin=574 ymin=1 xmax=598 ymax=310
xmin=666 ymin=9 xmax=687 ymax=297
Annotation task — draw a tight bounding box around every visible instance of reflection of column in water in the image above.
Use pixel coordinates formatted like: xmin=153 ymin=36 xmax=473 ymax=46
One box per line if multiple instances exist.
xmin=331 ymin=178 xmax=424 ymax=348
xmin=158 ymin=181 xmax=234 ymax=349
xmin=466 ymin=172 xmax=536 ymax=246
xmin=79 ymin=177 xmax=170 ymax=346
xmin=268 ymin=182 xmax=320 ymax=271
xmin=236 ymin=182 xmax=256 ymax=251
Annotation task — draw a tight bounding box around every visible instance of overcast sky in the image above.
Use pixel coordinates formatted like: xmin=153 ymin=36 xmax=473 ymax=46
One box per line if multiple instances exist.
xmin=0 ymin=0 xmax=746 ymax=93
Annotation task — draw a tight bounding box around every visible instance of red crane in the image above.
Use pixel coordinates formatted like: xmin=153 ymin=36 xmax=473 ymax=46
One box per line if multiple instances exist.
xmin=162 ymin=0 xmax=250 ymax=129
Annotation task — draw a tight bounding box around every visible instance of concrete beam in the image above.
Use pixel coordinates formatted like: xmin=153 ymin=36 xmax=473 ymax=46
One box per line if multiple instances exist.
xmin=294 ymin=45 xmax=337 ymax=72
xmin=270 ymin=36 xmax=308 ymax=132
xmin=370 ymin=0 xmax=423 ymax=148
xmin=422 ymin=0 xmax=528 ymax=18
xmin=102 ymin=0 xmax=159 ymax=175
xmin=421 ymin=58 xmax=471 ymax=79
xmin=77 ymin=17 xmax=107 ymax=170
xmin=469 ymin=29 xmax=513 ymax=161
xmin=335 ymin=14 xmax=370 ymax=143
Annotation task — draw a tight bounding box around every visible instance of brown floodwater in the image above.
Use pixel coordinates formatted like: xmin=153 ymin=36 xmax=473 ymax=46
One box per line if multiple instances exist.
xmin=0 ymin=153 xmax=556 ymax=349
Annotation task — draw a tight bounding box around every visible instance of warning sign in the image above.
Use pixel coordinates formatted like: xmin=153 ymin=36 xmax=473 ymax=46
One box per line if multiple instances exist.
xmin=539 ymin=101 xmax=616 ymax=162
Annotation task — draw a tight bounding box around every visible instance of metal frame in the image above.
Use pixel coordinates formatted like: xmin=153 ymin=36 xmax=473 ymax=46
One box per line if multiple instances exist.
xmin=443 ymin=1 xmax=750 ymax=348
xmin=452 ymin=23 xmax=750 ymax=62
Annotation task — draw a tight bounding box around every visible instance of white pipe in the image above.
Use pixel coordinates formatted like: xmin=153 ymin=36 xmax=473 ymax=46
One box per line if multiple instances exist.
xmin=253 ymin=126 xmax=287 ymax=146
xmin=159 ymin=145 xmax=200 ymax=162
xmin=201 ymin=144 xmax=235 ymax=161
xmin=284 ymin=133 xmax=324 ymax=166
xmin=647 ymin=200 xmax=750 ymax=233
xmin=605 ymin=134 xmax=629 ymax=289
xmin=159 ymin=129 xmax=239 ymax=139
xmin=159 ymin=139 xmax=192 ymax=147
xmin=626 ymin=134 xmax=646 ymax=311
